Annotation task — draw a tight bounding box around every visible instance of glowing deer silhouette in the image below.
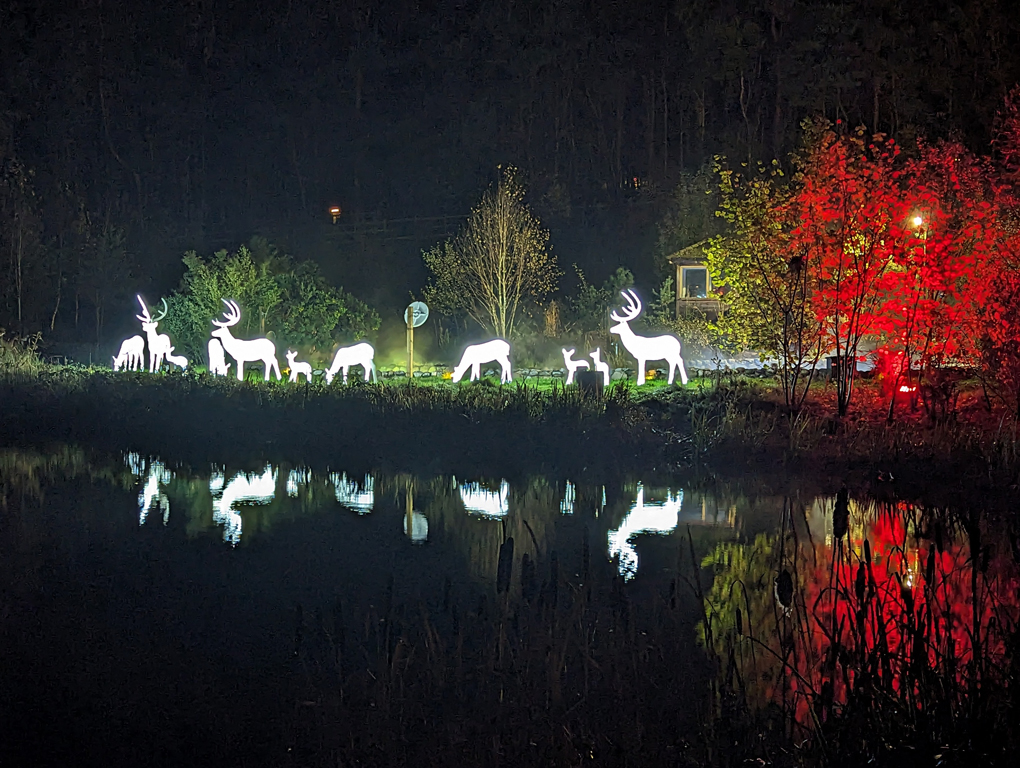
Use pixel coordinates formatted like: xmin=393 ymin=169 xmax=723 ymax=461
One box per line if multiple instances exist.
xmin=561 ymin=348 xmax=590 ymax=384
xmin=609 ymin=290 xmax=688 ymax=386
xmin=113 ymin=335 xmax=145 ymax=371
xmin=590 ymin=347 xmax=611 ymax=386
xmin=452 ymin=339 xmax=512 ymax=383
xmin=136 ymin=295 xmax=173 ymax=372
xmin=211 ymin=299 xmax=281 ymax=381
xmin=324 ymin=342 xmax=376 ymax=384
xmin=207 ymin=338 xmax=230 ymax=376
xmin=286 ymin=350 xmax=314 ymax=383
xmin=165 ymin=347 xmax=188 ymax=369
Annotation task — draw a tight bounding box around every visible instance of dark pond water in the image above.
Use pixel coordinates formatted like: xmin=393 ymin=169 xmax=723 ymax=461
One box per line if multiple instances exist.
xmin=1 ymin=445 xmax=1017 ymax=767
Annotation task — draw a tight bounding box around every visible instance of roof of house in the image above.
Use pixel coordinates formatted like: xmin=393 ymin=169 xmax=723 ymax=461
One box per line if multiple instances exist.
xmin=667 ymin=240 xmax=710 ymax=265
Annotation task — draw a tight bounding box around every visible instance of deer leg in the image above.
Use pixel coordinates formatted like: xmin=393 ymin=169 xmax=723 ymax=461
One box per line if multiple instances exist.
xmin=636 ymin=360 xmax=644 ymax=386
xmin=678 ymin=357 xmax=689 ymax=385
xmin=236 ymin=362 xmax=245 ymax=381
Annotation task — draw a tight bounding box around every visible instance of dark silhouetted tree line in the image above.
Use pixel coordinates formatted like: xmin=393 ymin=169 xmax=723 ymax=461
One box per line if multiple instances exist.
xmin=3 ymin=0 xmax=1020 ymax=344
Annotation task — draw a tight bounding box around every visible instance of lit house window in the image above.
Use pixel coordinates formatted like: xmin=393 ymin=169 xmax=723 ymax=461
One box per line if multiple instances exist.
xmin=681 ymin=266 xmax=709 ymax=299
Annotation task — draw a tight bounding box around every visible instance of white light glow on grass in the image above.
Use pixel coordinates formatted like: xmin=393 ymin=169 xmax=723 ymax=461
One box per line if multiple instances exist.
xmin=560 ymin=481 xmax=576 ymax=515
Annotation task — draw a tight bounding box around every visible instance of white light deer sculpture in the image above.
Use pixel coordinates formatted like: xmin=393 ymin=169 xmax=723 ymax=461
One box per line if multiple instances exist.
xmin=286 ymin=350 xmax=314 ymax=383
xmin=324 ymin=342 xmax=376 ymax=384
xmin=137 ymin=295 xmax=174 ymax=372
xmin=452 ymin=339 xmax=512 ymax=383
xmin=211 ymin=299 xmax=282 ymax=381
xmin=207 ymin=338 xmax=230 ymax=376
xmin=561 ymin=348 xmax=590 ymax=384
xmin=113 ymin=335 xmax=145 ymax=371
xmin=590 ymin=347 xmax=611 ymax=386
xmin=609 ymin=289 xmax=688 ymax=386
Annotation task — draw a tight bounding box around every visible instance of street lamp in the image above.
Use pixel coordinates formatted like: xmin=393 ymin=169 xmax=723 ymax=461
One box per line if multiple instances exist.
xmin=329 ymin=205 xmax=342 ymax=224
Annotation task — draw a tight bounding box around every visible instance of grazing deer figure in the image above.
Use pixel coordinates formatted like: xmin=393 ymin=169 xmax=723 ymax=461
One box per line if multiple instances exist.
xmin=207 ymin=338 xmax=230 ymax=376
xmin=324 ymin=342 xmax=376 ymax=384
xmin=452 ymin=339 xmax=512 ymax=383
xmin=590 ymin=347 xmax=611 ymax=386
xmin=137 ymin=295 xmax=174 ymax=372
xmin=113 ymin=335 xmax=145 ymax=371
xmin=164 ymin=347 xmax=188 ymax=369
xmin=561 ymin=348 xmax=590 ymax=385
xmin=609 ymin=289 xmax=688 ymax=386
xmin=286 ymin=349 xmax=314 ymax=383
xmin=211 ymin=299 xmax=281 ymax=381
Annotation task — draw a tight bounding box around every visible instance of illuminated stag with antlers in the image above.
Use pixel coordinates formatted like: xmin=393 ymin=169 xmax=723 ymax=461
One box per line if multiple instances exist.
xmin=610 ymin=289 xmax=688 ymax=386
xmin=211 ymin=299 xmax=281 ymax=381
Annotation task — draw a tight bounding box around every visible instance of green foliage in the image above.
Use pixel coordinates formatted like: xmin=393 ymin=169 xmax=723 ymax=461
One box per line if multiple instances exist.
xmin=164 ymin=240 xmax=379 ymax=361
xmin=0 ymin=328 xmax=44 ymax=376
xmin=423 ymin=166 xmax=559 ymax=339
xmin=564 ymin=266 xmax=633 ymax=336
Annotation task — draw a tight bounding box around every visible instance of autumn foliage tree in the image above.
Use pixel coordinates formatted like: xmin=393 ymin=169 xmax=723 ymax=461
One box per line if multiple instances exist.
xmin=423 ymin=167 xmax=559 ymax=340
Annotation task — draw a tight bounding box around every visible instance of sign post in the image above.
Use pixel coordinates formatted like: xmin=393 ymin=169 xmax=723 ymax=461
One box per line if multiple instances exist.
xmin=404 ymin=302 xmax=429 ymax=379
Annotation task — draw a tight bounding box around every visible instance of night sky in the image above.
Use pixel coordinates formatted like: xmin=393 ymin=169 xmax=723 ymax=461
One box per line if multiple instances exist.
xmin=4 ymin=0 xmax=1020 ymax=336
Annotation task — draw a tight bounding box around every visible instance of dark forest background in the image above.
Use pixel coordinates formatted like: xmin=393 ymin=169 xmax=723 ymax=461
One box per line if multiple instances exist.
xmin=3 ymin=0 xmax=1020 ymax=349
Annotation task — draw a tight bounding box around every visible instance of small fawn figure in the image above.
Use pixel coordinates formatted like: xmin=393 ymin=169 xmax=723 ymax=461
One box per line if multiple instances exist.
xmin=164 ymin=347 xmax=189 ymax=369
xmin=286 ymin=349 xmax=314 ymax=383
xmin=590 ymin=347 xmax=611 ymax=386
xmin=561 ymin=348 xmax=590 ymax=385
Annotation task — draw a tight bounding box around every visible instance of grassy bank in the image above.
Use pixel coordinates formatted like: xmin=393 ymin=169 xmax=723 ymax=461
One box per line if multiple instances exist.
xmin=2 ymin=363 xmax=1020 ymax=495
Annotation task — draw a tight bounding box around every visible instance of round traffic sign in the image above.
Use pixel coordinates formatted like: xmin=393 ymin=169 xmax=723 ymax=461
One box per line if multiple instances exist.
xmin=405 ymin=301 xmax=429 ymax=328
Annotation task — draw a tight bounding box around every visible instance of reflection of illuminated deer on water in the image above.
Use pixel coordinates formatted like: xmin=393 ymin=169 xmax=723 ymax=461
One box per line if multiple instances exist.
xmin=610 ymin=290 xmax=688 ymax=386
xmin=113 ymin=335 xmax=145 ymax=371
xmin=210 ymin=466 xmax=278 ymax=545
xmin=452 ymin=340 xmax=512 ymax=383
xmin=607 ymin=484 xmax=684 ymax=579
xmin=137 ymin=296 xmax=174 ymax=372
xmin=211 ymin=299 xmax=281 ymax=381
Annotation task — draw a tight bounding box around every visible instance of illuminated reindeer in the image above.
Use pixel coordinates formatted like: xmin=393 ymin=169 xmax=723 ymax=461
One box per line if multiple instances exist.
xmin=286 ymin=349 xmax=314 ymax=383
xmin=207 ymin=338 xmax=230 ymax=376
xmin=136 ymin=295 xmax=174 ymax=372
xmin=164 ymin=347 xmax=188 ymax=370
xmin=610 ymin=290 xmax=688 ymax=386
xmin=590 ymin=347 xmax=611 ymax=386
xmin=210 ymin=299 xmax=282 ymax=381
xmin=452 ymin=339 xmax=512 ymax=383
xmin=113 ymin=335 xmax=145 ymax=371
xmin=561 ymin=348 xmax=590 ymax=385
xmin=324 ymin=342 xmax=376 ymax=384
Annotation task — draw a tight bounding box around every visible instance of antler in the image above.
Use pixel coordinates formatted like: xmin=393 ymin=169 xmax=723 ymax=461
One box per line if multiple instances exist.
xmin=610 ymin=289 xmax=642 ymax=323
xmin=153 ymin=298 xmax=168 ymax=322
xmin=136 ymin=294 xmax=152 ymax=323
xmin=212 ymin=299 xmax=241 ymax=328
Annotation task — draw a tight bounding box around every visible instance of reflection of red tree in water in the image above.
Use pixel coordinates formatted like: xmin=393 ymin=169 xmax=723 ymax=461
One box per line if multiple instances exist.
xmin=710 ymin=504 xmax=1020 ymax=736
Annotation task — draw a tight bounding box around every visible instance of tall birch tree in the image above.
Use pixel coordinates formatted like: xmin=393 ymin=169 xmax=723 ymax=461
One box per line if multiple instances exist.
xmin=423 ymin=167 xmax=559 ymax=339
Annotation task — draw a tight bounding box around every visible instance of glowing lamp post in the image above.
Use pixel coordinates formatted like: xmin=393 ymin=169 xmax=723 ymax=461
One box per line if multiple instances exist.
xmin=329 ymin=205 xmax=342 ymax=224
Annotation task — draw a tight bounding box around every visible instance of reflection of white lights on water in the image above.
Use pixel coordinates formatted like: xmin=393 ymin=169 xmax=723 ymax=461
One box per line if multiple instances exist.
xmin=404 ymin=511 xmax=429 ymax=542
xmin=210 ymin=466 xmax=278 ymax=546
xmin=287 ymin=468 xmax=311 ymax=497
xmin=607 ymin=484 xmax=684 ymax=580
xmin=139 ymin=461 xmax=172 ymax=525
xmin=331 ymin=472 xmax=374 ymax=513
xmin=560 ymin=481 xmax=576 ymax=515
xmin=125 ymin=453 xmax=173 ymax=526
xmin=460 ymin=480 xmax=509 ymax=518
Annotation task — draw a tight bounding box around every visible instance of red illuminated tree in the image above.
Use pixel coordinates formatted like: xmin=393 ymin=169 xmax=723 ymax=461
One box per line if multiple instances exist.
xmin=788 ymin=127 xmax=905 ymax=417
